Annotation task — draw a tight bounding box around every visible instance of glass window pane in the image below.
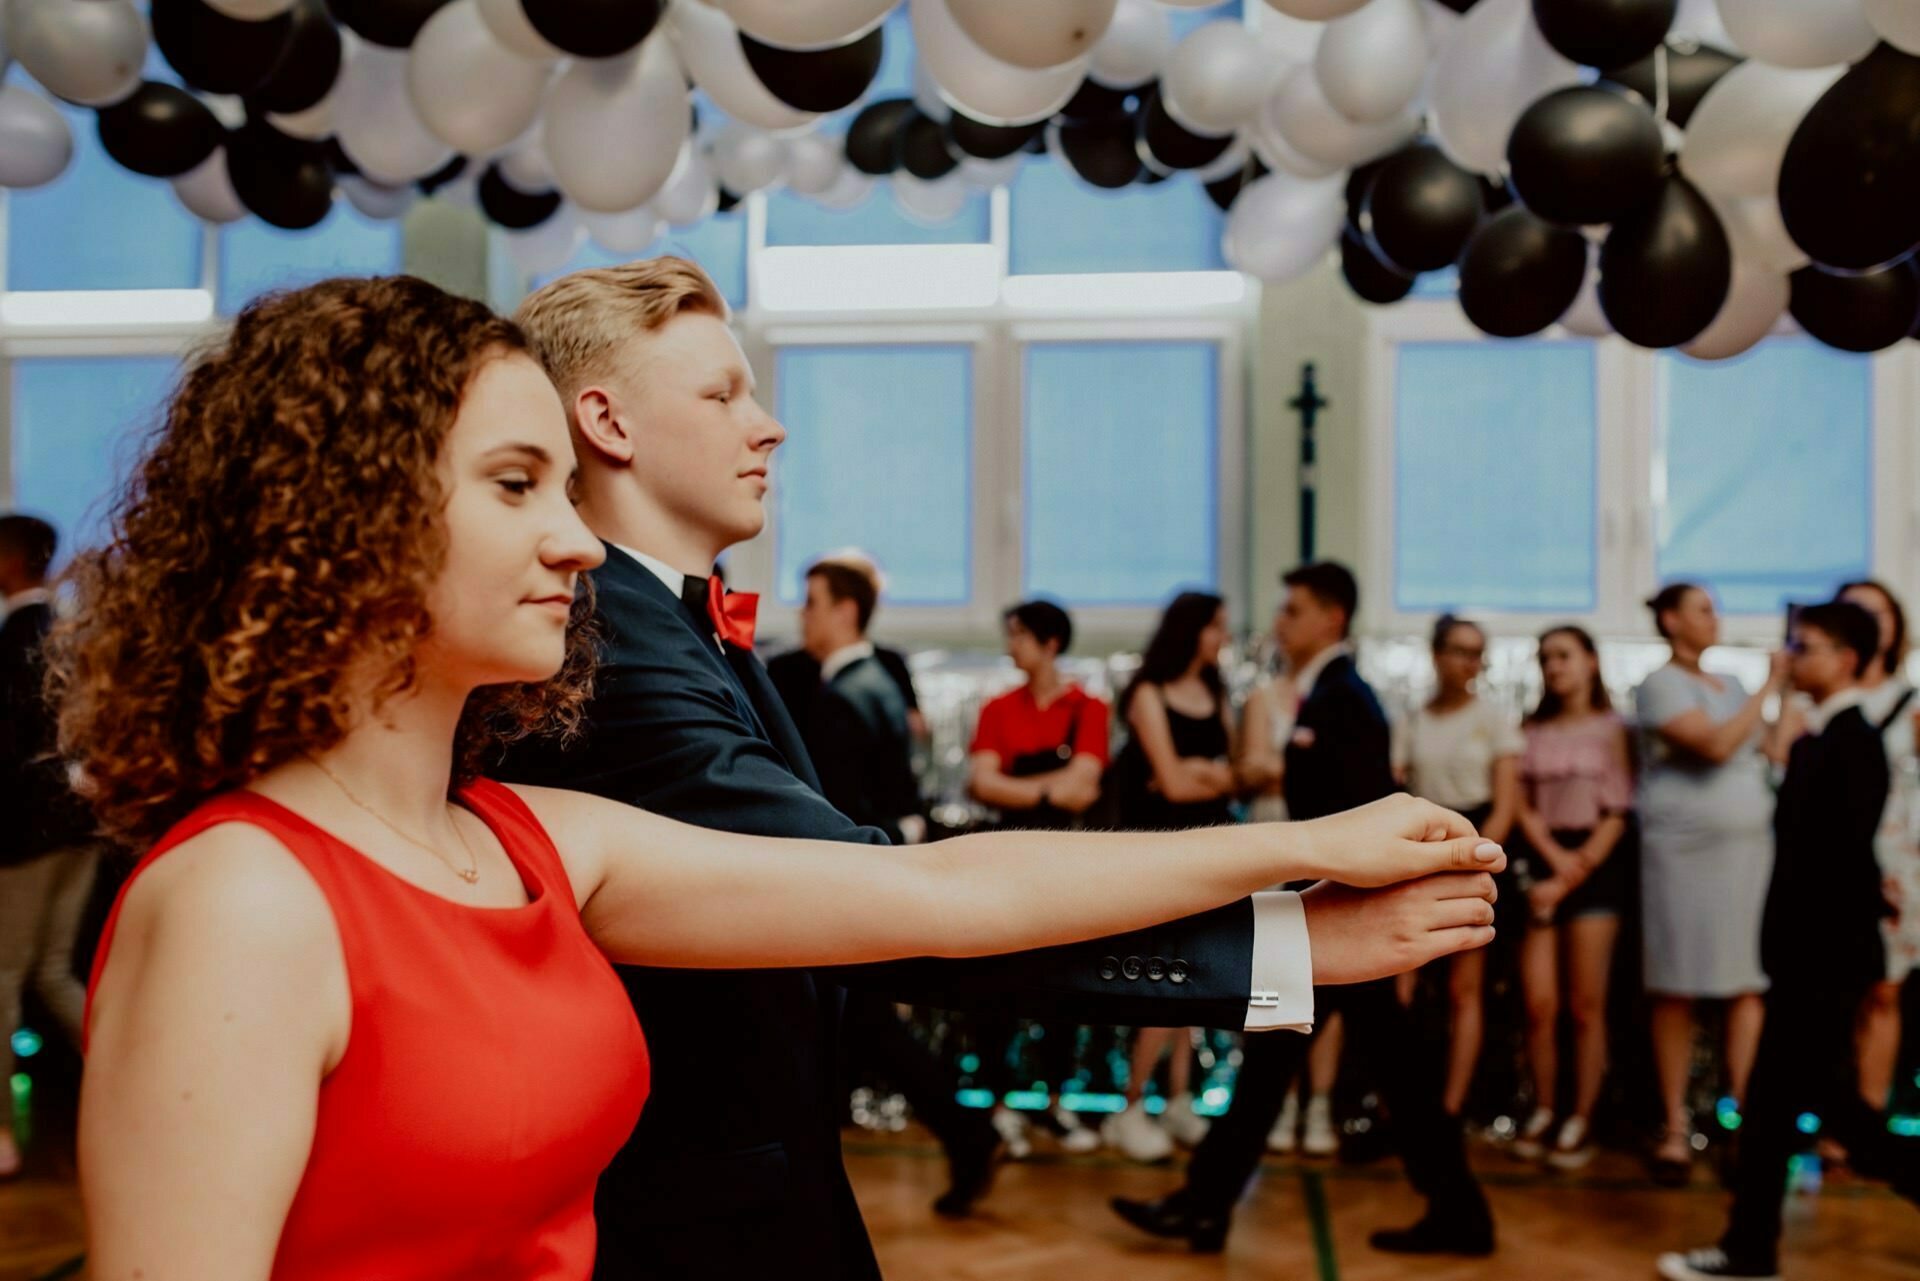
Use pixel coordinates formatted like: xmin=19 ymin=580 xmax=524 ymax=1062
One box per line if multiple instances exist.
xmin=12 ymin=356 xmax=180 ymax=564
xmin=1024 ymin=341 xmax=1218 ymax=603
xmin=218 ymin=202 xmax=403 ymax=313
xmin=1394 ymin=340 xmax=1597 ymax=613
xmin=765 ymin=185 xmax=991 ymax=246
xmin=1009 ymin=158 xmax=1226 ymax=275
xmin=535 ymin=210 xmax=748 ymax=308
xmin=1656 ymin=340 xmax=1872 ymax=614
xmin=773 ymin=345 xmax=972 ymax=604
xmin=1168 ymin=0 xmax=1244 ymax=40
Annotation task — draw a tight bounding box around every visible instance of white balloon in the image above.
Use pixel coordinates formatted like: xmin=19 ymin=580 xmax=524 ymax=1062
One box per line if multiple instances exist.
xmin=476 ymin=0 xmax=564 ymax=59
xmin=958 ymin=152 xmax=1022 ymax=188
xmin=172 ymin=148 xmax=246 ymax=222
xmin=545 ymin=35 xmax=691 ymax=213
xmin=1709 ymin=191 xmax=1810 ymax=274
xmin=893 ymin=171 xmax=971 ymax=223
xmin=712 ymin=124 xmax=790 ymax=194
xmin=1223 ymin=171 xmax=1345 ymax=285
xmin=0 ymin=84 xmax=70 ymax=188
xmin=1679 ymin=61 xmax=1844 ymax=200
xmin=654 ymin=143 xmax=722 ymax=226
xmin=205 ymin=0 xmax=297 ymax=17
xmin=1672 ymin=0 xmax=1737 ymax=48
xmin=1161 ymin=0 xmax=1231 ymax=6
xmin=1315 ymin=0 xmax=1430 ymax=125
xmin=507 ymin=208 xmax=587 ymax=277
xmin=815 ymin=163 xmax=876 ymax=209
xmin=1249 ymin=93 xmax=1346 ymax=177
xmin=498 ymin=135 xmax=556 ymax=190
xmin=1267 ymin=63 xmax=1418 ymax=167
xmin=339 ymin=175 xmax=417 ymax=220
xmin=409 ymin=0 xmax=554 ymax=155
xmin=1714 ymin=0 xmax=1876 ymax=68
xmin=268 ymin=89 xmax=336 ymax=142
xmin=1264 ymin=0 xmax=1370 ymax=17
xmin=1090 ymin=0 xmax=1171 ymax=87
xmin=911 ymin=59 xmax=953 ymax=120
xmin=1193 ymin=132 xmax=1252 ymax=182
xmin=1429 ymin=0 xmax=1579 ymax=175
xmin=1163 ymin=21 xmax=1278 ymax=135
xmin=1865 ymin=0 xmax=1920 ymax=54
xmin=334 ymin=44 xmax=456 ymax=185
xmin=713 ymin=0 xmax=898 ymax=52
xmin=785 ymin=132 xmax=846 ymax=196
xmin=1682 ymin=256 xmax=1790 ymax=360
xmin=911 ymin=0 xmax=1088 ymax=126
xmin=670 ymin=1 xmax=820 ymax=133
xmin=9 ymin=0 xmax=145 ymax=108
xmin=946 ymin=0 xmax=1118 ymax=70
xmin=583 ymin=205 xmax=665 ymax=254
xmin=1559 ymin=247 xmax=1612 ymax=337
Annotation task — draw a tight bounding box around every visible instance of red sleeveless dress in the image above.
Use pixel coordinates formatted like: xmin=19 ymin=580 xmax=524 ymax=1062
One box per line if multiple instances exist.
xmin=85 ymin=778 xmax=650 ymax=1280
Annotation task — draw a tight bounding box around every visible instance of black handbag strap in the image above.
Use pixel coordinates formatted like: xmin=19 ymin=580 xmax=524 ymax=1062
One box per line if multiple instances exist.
xmin=1877 ymin=686 xmax=1917 ymax=734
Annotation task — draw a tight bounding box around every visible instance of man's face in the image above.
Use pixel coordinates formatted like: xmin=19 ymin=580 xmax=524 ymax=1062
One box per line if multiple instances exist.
xmin=799 ymin=573 xmax=851 ymax=658
xmin=1275 ymin=586 xmax=1343 ymax=669
xmin=1005 ymin=618 xmax=1051 ymax=674
xmin=1789 ymin=624 xmax=1853 ymax=698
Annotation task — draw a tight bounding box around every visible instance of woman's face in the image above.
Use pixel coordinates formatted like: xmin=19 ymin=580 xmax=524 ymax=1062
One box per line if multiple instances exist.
xmin=1539 ymin=631 xmax=1595 ymax=701
xmin=1005 ymin=618 xmax=1049 ymax=674
xmin=1196 ymin=607 xmax=1228 ymax=667
xmin=1841 ymin=584 xmax=1897 ymax=664
xmin=1664 ymin=587 xmax=1719 ymax=652
xmin=1433 ymin=623 xmax=1485 ymax=693
xmin=421 ymin=353 xmax=604 ymax=688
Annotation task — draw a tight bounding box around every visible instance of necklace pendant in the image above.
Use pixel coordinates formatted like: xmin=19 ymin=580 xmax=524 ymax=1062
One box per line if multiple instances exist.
xmin=458 ymin=867 xmax=480 ymax=884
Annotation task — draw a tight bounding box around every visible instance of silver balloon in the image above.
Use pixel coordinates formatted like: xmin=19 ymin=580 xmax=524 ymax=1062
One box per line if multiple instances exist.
xmin=711 ymin=123 xmax=790 ymax=194
xmin=172 ymin=148 xmax=246 ymax=222
xmin=268 ymin=90 xmax=336 ymax=142
xmin=1249 ymin=90 xmax=1345 ymax=178
xmin=814 ymin=163 xmax=876 ymax=209
xmin=911 ymin=59 xmax=953 ymax=120
xmin=205 ymin=0 xmax=298 ymax=17
xmin=1865 ymin=0 xmax=1920 ymax=55
xmin=9 ymin=0 xmax=146 ymax=108
xmin=476 ymin=0 xmax=563 ymax=59
xmin=911 ymin=0 xmax=1088 ymax=126
xmin=507 ymin=207 xmax=587 ymax=277
xmin=409 ymin=0 xmax=555 ymax=155
xmin=1163 ymin=20 xmax=1279 ymax=135
xmin=497 ymin=134 xmax=556 ymax=191
xmin=1090 ymin=0 xmax=1171 ymax=88
xmin=714 ymin=0 xmax=898 ymax=51
xmin=1315 ymin=0 xmax=1430 ymax=126
xmin=892 ymin=171 xmax=971 ymax=223
xmin=583 ymin=205 xmax=665 ymax=254
xmin=0 ymin=84 xmax=70 ymax=189
xmin=544 ymin=34 xmax=691 ymax=213
xmin=1429 ymin=0 xmax=1578 ymax=176
xmin=339 ymin=175 xmax=417 ymax=220
xmin=785 ymin=132 xmax=847 ymax=196
xmin=653 ymin=143 xmax=722 ymax=226
xmin=335 ymin=43 xmax=456 ymax=186
xmin=1192 ymin=132 xmax=1252 ymax=182
xmin=1268 ymin=62 xmax=1417 ymax=168
xmin=1709 ymin=191 xmax=1810 ymax=274
xmin=1222 ymin=170 xmax=1345 ymax=285
xmin=1714 ymin=0 xmax=1877 ymax=69
xmin=1672 ymin=0 xmax=1736 ymax=48
xmin=1264 ymin=0 xmax=1370 ymax=16
xmin=671 ymin=0 xmax=820 ymax=133
xmin=1681 ymin=255 xmax=1789 ymax=360
xmin=947 ymin=0 xmax=1118 ymax=70
xmin=1678 ymin=61 xmax=1844 ymax=200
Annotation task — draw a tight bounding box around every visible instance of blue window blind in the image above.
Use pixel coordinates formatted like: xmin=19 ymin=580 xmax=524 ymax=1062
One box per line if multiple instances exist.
xmin=1394 ymin=340 xmax=1597 ymax=613
xmin=12 ymin=356 xmax=179 ymax=563
xmin=1656 ymin=340 xmax=1872 ymax=614
xmin=1009 ymin=158 xmax=1225 ymax=275
xmin=218 ymin=202 xmax=403 ymax=313
xmin=773 ymin=345 xmax=971 ymax=604
xmin=539 ymin=210 xmax=749 ymax=308
xmin=1024 ymin=341 xmax=1218 ymax=603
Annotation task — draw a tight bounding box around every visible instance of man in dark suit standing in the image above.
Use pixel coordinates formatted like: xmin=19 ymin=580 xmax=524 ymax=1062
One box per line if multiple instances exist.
xmin=1115 ymin=562 xmax=1495 ymax=1256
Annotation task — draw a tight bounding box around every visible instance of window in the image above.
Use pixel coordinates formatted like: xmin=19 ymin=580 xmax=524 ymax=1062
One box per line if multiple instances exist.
xmin=772 ymin=344 xmax=972 ymax=604
xmin=1655 ymin=340 xmax=1873 ymax=613
xmin=218 ymin=203 xmax=403 ymax=314
xmin=1009 ymin=159 xmax=1225 ymax=276
xmin=764 ymin=186 xmax=991 ymax=247
xmin=11 ymin=356 xmax=180 ymax=561
xmin=540 ymin=210 xmax=750 ymax=308
xmin=1393 ymin=340 xmax=1597 ymax=613
xmin=1023 ymin=340 xmax=1218 ymax=603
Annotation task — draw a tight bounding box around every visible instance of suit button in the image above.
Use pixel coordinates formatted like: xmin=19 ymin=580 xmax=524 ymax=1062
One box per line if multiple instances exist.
xmin=1146 ymin=956 xmax=1166 ymax=982
xmin=1168 ymin=960 xmax=1189 ymax=985
xmin=1099 ymin=955 xmax=1119 ymax=981
xmin=1121 ymin=955 xmax=1143 ymax=981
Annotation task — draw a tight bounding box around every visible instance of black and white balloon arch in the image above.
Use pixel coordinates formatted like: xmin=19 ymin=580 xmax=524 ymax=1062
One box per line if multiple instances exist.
xmin=1 ymin=0 xmax=1918 ymax=356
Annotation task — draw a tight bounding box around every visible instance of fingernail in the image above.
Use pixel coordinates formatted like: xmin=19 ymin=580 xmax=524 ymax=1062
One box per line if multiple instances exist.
xmin=1474 ymin=842 xmax=1503 ymax=861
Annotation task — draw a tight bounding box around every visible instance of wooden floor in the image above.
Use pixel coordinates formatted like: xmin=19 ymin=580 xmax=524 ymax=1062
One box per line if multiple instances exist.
xmin=3 ymin=1125 xmax=1912 ymax=1281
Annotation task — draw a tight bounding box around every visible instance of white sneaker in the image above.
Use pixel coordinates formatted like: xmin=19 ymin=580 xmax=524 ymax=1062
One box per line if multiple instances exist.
xmin=1511 ymin=1106 xmax=1555 ymax=1161
xmin=1267 ymin=1092 xmax=1300 ymax=1153
xmin=1054 ymin=1106 xmax=1102 ymax=1155
xmin=1162 ymin=1093 xmax=1211 ymax=1147
xmin=1105 ymin=1101 xmax=1175 ymax=1163
xmin=991 ymin=1107 xmax=1032 ymax=1161
xmin=1546 ymin=1115 xmax=1595 ymax=1170
xmin=1655 ymin=1246 xmax=1780 ymax=1280
xmin=1301 ymin=1093 xmax=1338 ymax=1157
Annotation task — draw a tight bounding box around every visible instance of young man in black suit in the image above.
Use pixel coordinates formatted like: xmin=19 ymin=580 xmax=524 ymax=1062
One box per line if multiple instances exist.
xmin=1660 ymin=601 xmax=1920 ymax=1281
xmin=501 ymin=260 xmax=1502 ymax=1280
xmin=1115 ymin=562 xmax=1495 ymax=1256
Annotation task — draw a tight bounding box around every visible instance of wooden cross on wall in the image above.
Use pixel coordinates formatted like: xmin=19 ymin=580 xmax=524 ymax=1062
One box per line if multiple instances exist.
xmin=1289 ymin=362 xmax=1328 ymax=564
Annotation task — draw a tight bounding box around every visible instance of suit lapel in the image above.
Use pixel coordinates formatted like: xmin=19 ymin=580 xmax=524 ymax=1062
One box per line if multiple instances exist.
xmin=729 ymin=645 xmax=825 ymax=793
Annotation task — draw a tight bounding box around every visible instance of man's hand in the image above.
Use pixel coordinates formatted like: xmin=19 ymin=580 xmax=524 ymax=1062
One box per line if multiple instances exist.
xmin=1293 ymin=794 xmax=1506 ymax=888
xmin=1302 ymin=873 xmax=1498 ymax=985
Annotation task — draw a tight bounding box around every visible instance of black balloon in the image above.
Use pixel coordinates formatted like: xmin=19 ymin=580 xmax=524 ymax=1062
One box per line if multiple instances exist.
xmin=97 ymin=82 xmax=222 ymax=178
xmin=226 ymin=121 xmax=333 ymax=230
xmin=1341 ymin=229 xmax=1416 ymax=305
xmin=845 ymin=98 xmax=916 ymax=175
xmin=1779 ymin=43 xmax=1920 ymax=273
xmin=1599 ymin=176 xmax=1731 ymax=347
xmin=1789 ymin=261 xmax=1920 ymax=353
xmin=1532 ymin=0 xmax=1675 ymax=69
xmin=1432 ymin=0 xmax=1480 ymax=10
xmin=1605 ymin=41 xmax=1740 ymax=128
xmin=1508 ymin=86 xmax=1665 ymax=226
xmin=1056 ymin=116 xmax=1141 ymax=189
xmin=522 ymin=0 xmax=662 ymax=58
xmin=151 ymin=0 xmax=295 ymax=96
xmin=1344 ymin=158 xmax=1385 ymax=235
xmin=1364 ymin=144 xmax=1485 ymax=273
xmin=740 ymin=24 xmax=884 ymax=114
xmin=1061 ymin=78 xmax=1133 ymax=123
xmin=1204 ymin=156 xmax=1268 ymax=212
xmin=1480 ymin=175 xmax=1515 ymax=214
xmin=1457 ymin=206 xmax=1589 ymax=337
xmin=478 ymin=164 xmax=560 ymax=230
xmin=1140 ymin=90 xmax=1230 ymax=170
xmin=324 ymin=136 xmax=361 ymax=178
xmin=415 ymin=153 xmax=467 ymax=193
xmin=328 ymin=0 xmax=453 ymax=48
xmin=947 ymin=111 xmax=1042 ymax=160
xmin=901 ymin=113 xmax=959 ymax=180
xmin=716 ymin=187 xmax=742 ymax=214
xmin=250 ymin=0 xmax=341 ymax=116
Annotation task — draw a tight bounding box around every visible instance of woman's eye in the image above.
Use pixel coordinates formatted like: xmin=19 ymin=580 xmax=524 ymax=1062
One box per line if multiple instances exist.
xmin=499 ymin=477 xmax=534 ymax=496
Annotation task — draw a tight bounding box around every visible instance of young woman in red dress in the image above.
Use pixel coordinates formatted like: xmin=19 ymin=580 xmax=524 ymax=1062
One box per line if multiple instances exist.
xmin=61 ymin=275 xmax=1504 ymax=1280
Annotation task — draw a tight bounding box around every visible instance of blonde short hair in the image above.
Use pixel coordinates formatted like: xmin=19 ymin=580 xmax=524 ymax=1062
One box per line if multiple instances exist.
xmin=513 ymin=255 xmax=728 ymax=407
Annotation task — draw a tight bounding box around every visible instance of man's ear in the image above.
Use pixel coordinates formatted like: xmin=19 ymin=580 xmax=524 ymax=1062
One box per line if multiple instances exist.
xmin=573 ymin=386 xmax=636 ymax=467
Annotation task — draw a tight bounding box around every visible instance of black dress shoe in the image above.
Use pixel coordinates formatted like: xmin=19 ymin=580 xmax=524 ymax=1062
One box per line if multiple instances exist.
xmin=932 ymin=1139 xmax=999 ymax=1219
xmin=1110 ymin=1194 xmax=1230 ymax=1253
xmin=1368 ymin=1214 xmax=1495 ymax=1256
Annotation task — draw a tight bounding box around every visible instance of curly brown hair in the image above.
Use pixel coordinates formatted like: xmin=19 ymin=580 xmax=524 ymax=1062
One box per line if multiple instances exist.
xmin=48 ymin=275 xmax=599 ymax=849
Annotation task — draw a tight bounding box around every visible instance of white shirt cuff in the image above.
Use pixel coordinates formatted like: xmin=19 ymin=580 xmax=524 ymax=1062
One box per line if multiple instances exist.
xmin=1244 ymin=891 xmax=1314 ymax=1033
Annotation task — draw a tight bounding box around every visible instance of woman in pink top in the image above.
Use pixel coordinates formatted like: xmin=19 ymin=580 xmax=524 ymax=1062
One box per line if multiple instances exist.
xmin=1510 ymin=626 xmax=1634 ymax=1172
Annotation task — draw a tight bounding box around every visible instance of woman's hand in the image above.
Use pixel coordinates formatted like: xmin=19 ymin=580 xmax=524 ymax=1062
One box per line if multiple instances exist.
xmin=1301 ymin=872 xmax=1498 ymax=984
xmin=1292 ymin=794 xmax=1506 ymax=888
xmin=1528 ymin=879 xmax=1565 ymax=925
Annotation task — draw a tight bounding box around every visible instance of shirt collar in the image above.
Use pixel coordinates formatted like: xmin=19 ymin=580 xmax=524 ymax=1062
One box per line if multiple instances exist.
xmin=1805 ymin=685 xmax=1868 ymax=735
xmin=610 ymin=542 xmax=696 ymax=598
xmin=821 ymin=639 xmax=875 ymax=684
xmin=1293 ymin=642 xmax=1351 ymax=701
xmin=4 ymin=586 xmax=49 ymax=612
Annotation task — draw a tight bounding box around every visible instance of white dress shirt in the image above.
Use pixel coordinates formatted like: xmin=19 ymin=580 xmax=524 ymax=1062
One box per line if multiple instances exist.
xmin=611 ymin=542 xmax=1313 ymax=1032
xmin=1804 ymin=685 xmax=1868 ymax=735
xmin=819 ymin=639 xmax=875 ymax=684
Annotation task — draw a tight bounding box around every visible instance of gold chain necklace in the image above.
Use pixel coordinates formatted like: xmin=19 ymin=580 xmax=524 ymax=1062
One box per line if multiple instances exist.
xmin=303 ymin=754 xmax=482 ymax=884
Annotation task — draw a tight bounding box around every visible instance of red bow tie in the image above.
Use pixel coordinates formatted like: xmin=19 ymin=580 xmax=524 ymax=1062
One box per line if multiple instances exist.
xmin=704 ymin=573 xmax=758 ymax=650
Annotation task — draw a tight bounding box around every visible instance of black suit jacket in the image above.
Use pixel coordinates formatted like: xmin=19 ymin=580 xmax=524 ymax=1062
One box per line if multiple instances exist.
xmin=767 ymin=644 xmax=919 ymax=746
xmin=496 ymin=547 xmax=1258 ymax=1280
xmin=0 ymin=601 xmax=88 ymax=865
xmin=1284 ymin=652 xmax=1398 ymax=824
xmin=1762 ymin=703 xmax=1890 ymax=990
xmin=784 ymin=653 xmax=922 ymax=844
